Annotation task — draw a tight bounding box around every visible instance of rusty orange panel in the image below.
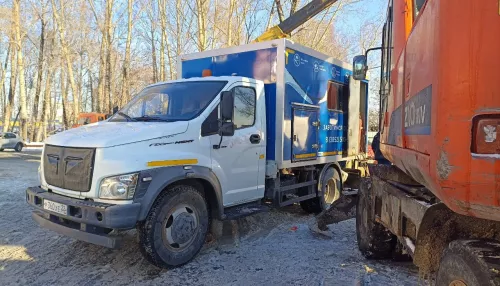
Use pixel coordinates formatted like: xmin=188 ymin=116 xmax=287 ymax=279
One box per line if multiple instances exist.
xmin=380 ymin=0 xmax=500 ymax=221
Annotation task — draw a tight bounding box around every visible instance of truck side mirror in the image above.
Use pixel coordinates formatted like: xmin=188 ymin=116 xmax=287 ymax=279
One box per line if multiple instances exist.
xmin=220 ymin=91 xmax=234 ymax=121
xmin=353 ymin=55 xmax=368 ymax=80
xmin=112 ymin=106 xmax=119 ymax=114
xmin=219 ymin=91 xmax=234 ymax=136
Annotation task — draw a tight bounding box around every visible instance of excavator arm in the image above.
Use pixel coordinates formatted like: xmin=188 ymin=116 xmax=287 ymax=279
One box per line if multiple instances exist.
xmin=255 ymin=0 xmax=340 ymax=42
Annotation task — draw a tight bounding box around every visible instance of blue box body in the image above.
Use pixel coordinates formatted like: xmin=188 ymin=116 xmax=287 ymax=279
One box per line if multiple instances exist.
xmin=180 ymin=39 xmax=367 ymax=169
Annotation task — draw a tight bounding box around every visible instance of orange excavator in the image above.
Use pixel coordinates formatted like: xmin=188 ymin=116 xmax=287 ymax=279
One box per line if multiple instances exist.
xmin=352 ymin=0 xmax=500 ymax=284
xmin=71 ymin=112 xmax=107 ymax=128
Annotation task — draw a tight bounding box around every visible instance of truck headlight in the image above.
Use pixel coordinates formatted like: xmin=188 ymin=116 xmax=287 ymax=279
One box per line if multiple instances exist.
xmin=99 ymin=173 xmax=139 ymax=200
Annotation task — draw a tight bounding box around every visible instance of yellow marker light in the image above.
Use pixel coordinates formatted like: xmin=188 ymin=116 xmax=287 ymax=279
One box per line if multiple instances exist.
xmin=259 ymin=154 xmax=265 ymax=159
xmin=147 ymin=159 xmax=198 ymax=167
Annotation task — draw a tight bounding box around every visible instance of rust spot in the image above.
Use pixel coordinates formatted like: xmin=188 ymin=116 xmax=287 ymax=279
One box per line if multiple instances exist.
xmin=437 ymin=151 xmax=452 ymax=180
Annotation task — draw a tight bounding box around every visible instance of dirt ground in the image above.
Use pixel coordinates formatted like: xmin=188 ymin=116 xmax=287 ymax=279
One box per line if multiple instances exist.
xmin=0 ymin=150 xmax=423 ymax=285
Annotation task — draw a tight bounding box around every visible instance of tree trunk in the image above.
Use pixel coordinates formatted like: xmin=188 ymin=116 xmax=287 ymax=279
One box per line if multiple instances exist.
xmin=151 ymin=26 xmax=157 ymax=82
xmin=290 ymin=0 xmax=298 ymax=15
xmin=159 ymin=0 xmax=166 ymax=81
xmin=51 ymin=0 xmax=79 ymax=124
xmin=4 ymin=30 xmax=17 ymax=133
xmin=105 ymin=0 xmax=114 ymax=113
xmin=0 ymin=46 xmax=9 ymax=123
xmin=49 ymin=82 xmax=57 ymax=131
xmin=14 ymin=0 xmax=28 ymax=140
xmin=195 ymin=0 xmax=207 ymax=51
xmin=210 ymin=0 xmax=217 ymax=50
xmin=60 ymin=71 xmax=70 ymax=128
xmin=226 ymin=0 xmax=235 ymax=47
xmin=31 ymin=16 xmax=45 ymax=142
xmin=265 ymin=1 xmax=275 ymax=31
xmin=37 ymin=68 xmax=53 ymax=142
xmin=275 ymin=0 xmax=285 ymax=22
xmin=108 ymin=52 xmax=115 ymax=112
xmin=119 ymin=0 xmax=133 ymax=107
xmin=88 ymin=71 xmax=94 ymax=111
xmin=174 ymin=0 xmax=183 ymax=79
xmin=97 ymin=39 xmax=106 ymax=112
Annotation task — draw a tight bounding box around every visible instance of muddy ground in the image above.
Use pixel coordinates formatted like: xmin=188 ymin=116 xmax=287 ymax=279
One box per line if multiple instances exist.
xmin=0 ymin=150 xmax=423 ymax=285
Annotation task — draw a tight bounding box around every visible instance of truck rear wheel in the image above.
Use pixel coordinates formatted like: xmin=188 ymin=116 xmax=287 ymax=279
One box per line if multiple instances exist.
xmin=436 ymin=240 xmax=500 ymax=286
xmin=300 ymin=167 xmax=340 ymax=214
xmin=356 ymin=178 xmax=395 ymax=259
xmin=137 ymin=184 xmax=209 ymax=268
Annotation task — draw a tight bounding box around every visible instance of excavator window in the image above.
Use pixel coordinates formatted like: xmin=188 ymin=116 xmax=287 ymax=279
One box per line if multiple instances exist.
xmin=380 ymin=0 xmax=394 ymax=132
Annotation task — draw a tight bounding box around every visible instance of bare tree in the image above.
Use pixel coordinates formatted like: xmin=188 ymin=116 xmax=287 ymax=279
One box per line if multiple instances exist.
xmin=3 ymin=27 xmax=17 ymax=133
xmin=119 ymin=0 xmax=133 ymax=107
xmin=14 ymin=0 xmax=28 ymax=140
xmin=145 ymin=3 xmax=158 ymax=82
xmin=158 ymin=0 xmax=173 ymax=80
xmin=51 ymin=0 xmax=80 ymax=124
xmin=37 ymin=67 xmax=53 ymax=141
xmin=0 ymin=0 xmax=384 ymax=142
xmin=226 ymin=0 xmax=236 ymax=46
xmin=30 ymin=1 xmax=47 ymax=141
xmin=60 ymin=69 xmax=70 ymax=128
xmin=290 ymin=0 xmax=298 ymax=15
xmin=194 ymin=0 xmax=208 ymax=51
xmin=105 ymin=0 xmax=114 ymax=112
xmin=0 ymin=47 xmax=9 ymax=121
xmin=274 ymin=0 xmax=285 ymax=22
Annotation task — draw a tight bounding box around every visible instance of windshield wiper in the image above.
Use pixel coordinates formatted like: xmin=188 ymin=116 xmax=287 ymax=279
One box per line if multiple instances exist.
xmin=117 ymin=111 xmax=136 ymax=122
xmin=133 ymin=115 xmax=174 ymax=122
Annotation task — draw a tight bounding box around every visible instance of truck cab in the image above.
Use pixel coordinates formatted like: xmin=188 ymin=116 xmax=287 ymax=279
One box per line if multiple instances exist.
xmin=27 ymin=76 xmax=270 ymax=267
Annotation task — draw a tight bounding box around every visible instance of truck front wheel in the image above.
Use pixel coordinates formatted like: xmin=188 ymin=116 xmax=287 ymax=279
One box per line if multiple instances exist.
xmin=356 ymin=178 xmax=395 ymax=259
xmin=137 ymin=184 xmax=209 ymax=268
xmin=436 ymin=240 xmax=500 ymax=286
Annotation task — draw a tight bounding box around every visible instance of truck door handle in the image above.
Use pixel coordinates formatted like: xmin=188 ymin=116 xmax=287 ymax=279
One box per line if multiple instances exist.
xmin=250 ymin=134 xmax=261 ymax=144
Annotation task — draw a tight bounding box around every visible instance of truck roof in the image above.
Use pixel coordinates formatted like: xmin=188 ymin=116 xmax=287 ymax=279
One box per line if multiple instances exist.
xmin=147 ymin=76 xmax=260 ymax=89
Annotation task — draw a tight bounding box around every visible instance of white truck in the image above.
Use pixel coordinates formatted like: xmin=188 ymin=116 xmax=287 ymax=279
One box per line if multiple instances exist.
xmin=26 ymin=39 xmax=368 ymax=268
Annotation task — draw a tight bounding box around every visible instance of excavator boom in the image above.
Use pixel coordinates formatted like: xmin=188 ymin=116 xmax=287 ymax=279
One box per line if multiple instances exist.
xmin=255 ymin=0 xmax=339 ymax=42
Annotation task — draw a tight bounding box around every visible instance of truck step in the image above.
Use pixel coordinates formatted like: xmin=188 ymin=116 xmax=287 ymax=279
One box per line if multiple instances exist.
xmin=222 ymin=202 xmax=271 ymax=221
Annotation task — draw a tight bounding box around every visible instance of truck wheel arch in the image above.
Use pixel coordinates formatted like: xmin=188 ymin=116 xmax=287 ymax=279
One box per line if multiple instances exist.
xmin=135 ymin=166 xmax=224 ymax=221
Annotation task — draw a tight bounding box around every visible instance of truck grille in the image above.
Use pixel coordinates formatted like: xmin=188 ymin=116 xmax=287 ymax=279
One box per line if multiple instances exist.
xmin=43 ymin=145 xmax=95 ymax=192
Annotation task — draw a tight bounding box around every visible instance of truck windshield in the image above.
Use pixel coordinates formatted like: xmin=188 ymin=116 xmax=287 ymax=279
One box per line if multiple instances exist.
xmin=110 ymin=81 xmax=227 ymax=122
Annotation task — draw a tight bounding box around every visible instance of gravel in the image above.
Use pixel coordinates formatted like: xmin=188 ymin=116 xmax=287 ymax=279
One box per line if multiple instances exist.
xmin=0 ymin=150 xmax=422 ymax=285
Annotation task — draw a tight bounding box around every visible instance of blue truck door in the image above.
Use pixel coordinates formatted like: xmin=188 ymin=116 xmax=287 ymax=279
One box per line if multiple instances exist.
xmin=291 ymin=105 xmax=320 ymax=161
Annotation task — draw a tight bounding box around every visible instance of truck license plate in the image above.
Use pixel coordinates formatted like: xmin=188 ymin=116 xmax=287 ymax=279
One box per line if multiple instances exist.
xmin=43 ymin=200 xmax=68 ymax=215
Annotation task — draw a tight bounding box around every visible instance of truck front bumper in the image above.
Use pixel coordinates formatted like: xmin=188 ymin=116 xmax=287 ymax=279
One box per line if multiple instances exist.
xmin=26 ymin=186 xmax=141 ymax=248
